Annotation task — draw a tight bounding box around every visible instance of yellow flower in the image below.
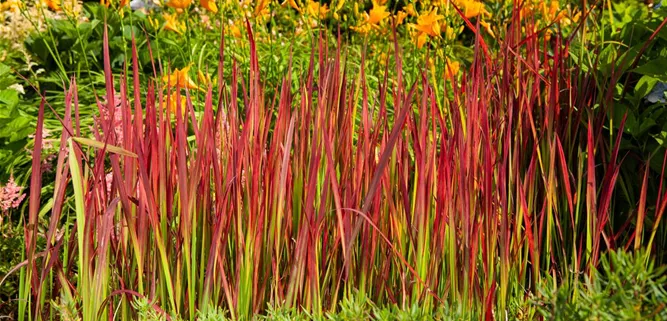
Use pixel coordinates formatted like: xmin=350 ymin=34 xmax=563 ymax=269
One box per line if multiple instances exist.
xmin=0 ymin=0 xmax=23 ymax=12
xmin=166 ymin=0 xmax=191 ymax=10
xmin=282 ymin=0 xmax=301 ymax=12
xmin=198 ymin=70 xmax=212 ymax=87
xmin=306 ymin=0 xmax=328 ymax=19
xmin=163 ymin=13 xmax=185 ymax=34
xmin=440 ymin=23 xmax=457 ymax=40
xmin=378 ymin=52 xmax=388 ymax=67
xmin=428 ymin=57 xmax=436 ymax=79
xmin=395 ymin=10 xmax=408 ymax=25
xmin=480 ymin=20 xmax=494 ymax=38
xmin=366 ymin=1 xmax=390 ymax=25
xmin=253 ymin=0 xmax=271 ymax=21
xmin=148 ymin=16 xmax=160 ymax=30
xmin=351 ymin=23 xmax=372 ymax=34
xmin=459 ymin=0 xmax=488 ymax=19
xmin=229 ymin=22 xmax=242 ymax=38
xmin=162 ymin=65 xmax=198 ymax=90
xmin=254 ymin=0 xmax=270 ymax=15
xmin=445 ymin=59 xmax=460 ymax=80
xmin=353 ymin=0 xmax=389 ymax=33
xmin=543 ymin=0 xmax=566 ymax=22
xmin=200 ymin=0 xmax=217 ymax=12
xmin=561 ymin=10 xmax=581 ymax=26
xmin=162 ymin=91 xmax=187 ymax=116
xmin=404 ymin=3 xmax=417 ymax=16
xmin=416 ymin=32 xmax=428 ymax=48
xmin=100 ymin=0 xmax=129 ymax=7
xmin=412 ymin=8 xmax=444 ymax=37
xmin=334 ymin=0 xmax=344 ymax=11
xmin=42 ymin=0 xmax=61 ymax=11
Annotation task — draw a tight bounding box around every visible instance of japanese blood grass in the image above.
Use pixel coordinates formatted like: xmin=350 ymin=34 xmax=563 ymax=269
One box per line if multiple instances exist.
xmin=17 ymin=12 xmax=667 ymax=321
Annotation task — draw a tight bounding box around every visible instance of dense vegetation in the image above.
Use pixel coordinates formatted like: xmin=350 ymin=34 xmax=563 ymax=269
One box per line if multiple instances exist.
xmin=1 ymin=0 xmax=667 ymax=320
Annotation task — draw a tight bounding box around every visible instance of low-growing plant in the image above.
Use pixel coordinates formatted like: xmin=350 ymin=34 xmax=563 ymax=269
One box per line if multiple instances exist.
xmin=532 ymin=249 xmax=667 ymax=320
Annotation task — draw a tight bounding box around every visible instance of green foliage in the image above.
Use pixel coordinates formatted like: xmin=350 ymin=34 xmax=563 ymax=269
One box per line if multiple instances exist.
xmin=533 ymin=250 xmax=667 ymax=320
xmin=0 ymin=224 xmax=23 ymax=318
xmin=132 ymin=298 xmax=167 ymax=321
xmin=569 ymin=3 xmax=667 ymax=257
xmin=0 ymin=62 xmax=34 ymax=182
xmin=257 ymin=305 xmax=311 ymax=321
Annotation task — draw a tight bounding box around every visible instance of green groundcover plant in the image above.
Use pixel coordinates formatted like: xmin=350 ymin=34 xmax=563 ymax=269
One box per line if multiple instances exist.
xmin=532 ymin=250 xmax=667 ymax=320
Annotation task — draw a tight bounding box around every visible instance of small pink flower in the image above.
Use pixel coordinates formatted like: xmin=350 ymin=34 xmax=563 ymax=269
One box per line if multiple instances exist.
xmin=27 ymin=128 xmax=54 ymax=156
xmin=94 ymin=94 xmax=125 ymax=144
xmin=0 ymin=176 xmax=26 ymax=212
xmin=105 ymin=172 xmax=114 ymax=195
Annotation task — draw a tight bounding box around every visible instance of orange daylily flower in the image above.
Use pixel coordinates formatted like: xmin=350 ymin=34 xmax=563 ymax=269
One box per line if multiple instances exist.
xmin=282 ymin=0 xmax=301 ymax=12
xmin=200 ymin=0 xmax=217 ymax=13
xmin=416 ymin=32 xmax=428 ymax=48
xmin=404 ymin=3 xmax=417 ymax=16
xmin=162 ymin=91 xmax=187 ymax=116
xmin=306 ymin=0 xmax=328 ymax=19
xmin=366 ymin=1 xmax=390 ymax=25
xmin=351 ymin=23 xmax=372 ymax=34
xmin=229 ymin=23 xmax=242 ymax=38
xmin=166 ymin=0 xmax=191 ymax=10
xmin=395 ymin=11 xmax=408 ymax=25
xmin=543 ymin=0 xmax=567 ymax=22
xmin=353 ymin=1 xmax=390 ymax=33
xmin=163 ymin=13 xmax=185 ymax=34
xmin=198 ymin=70 xmax=212 ymax=87
xmin=43 ymin=0 xmax=61 ymax=11
xmin=162 ymin=65 xmax=198 ymax=90
xmin=445 ymin=59 xmax=460 ymax=80
xmin=460 ymin=0 xmax=488 ymax=19
xmin=254 ymin=0 xmax=270 ymax=15
xmin=413 ymin=8 xmax=444 ymax=37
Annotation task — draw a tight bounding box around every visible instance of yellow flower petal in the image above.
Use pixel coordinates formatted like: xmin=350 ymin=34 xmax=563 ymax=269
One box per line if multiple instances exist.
xmin=480 ymin=20 xmax=495 ymax=38
xmin=416 ymin=32 xmax=428 ymax=49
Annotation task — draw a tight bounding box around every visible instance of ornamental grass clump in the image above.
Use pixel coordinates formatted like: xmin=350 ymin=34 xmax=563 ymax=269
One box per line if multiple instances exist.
xmin=16 ymin=6 xmax=667 ymax=321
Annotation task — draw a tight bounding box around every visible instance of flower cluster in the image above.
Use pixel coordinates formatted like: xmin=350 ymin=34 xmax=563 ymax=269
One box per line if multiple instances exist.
xmin=0 ymin=176 xmax=26 ymax=213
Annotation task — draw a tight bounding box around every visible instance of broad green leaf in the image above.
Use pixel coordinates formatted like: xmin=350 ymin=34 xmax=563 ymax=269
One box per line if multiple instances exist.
xmin=0 ymin=89 xmax=19 ymax=109
xmin=633 ymin=58 xmax=667 ymax=81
